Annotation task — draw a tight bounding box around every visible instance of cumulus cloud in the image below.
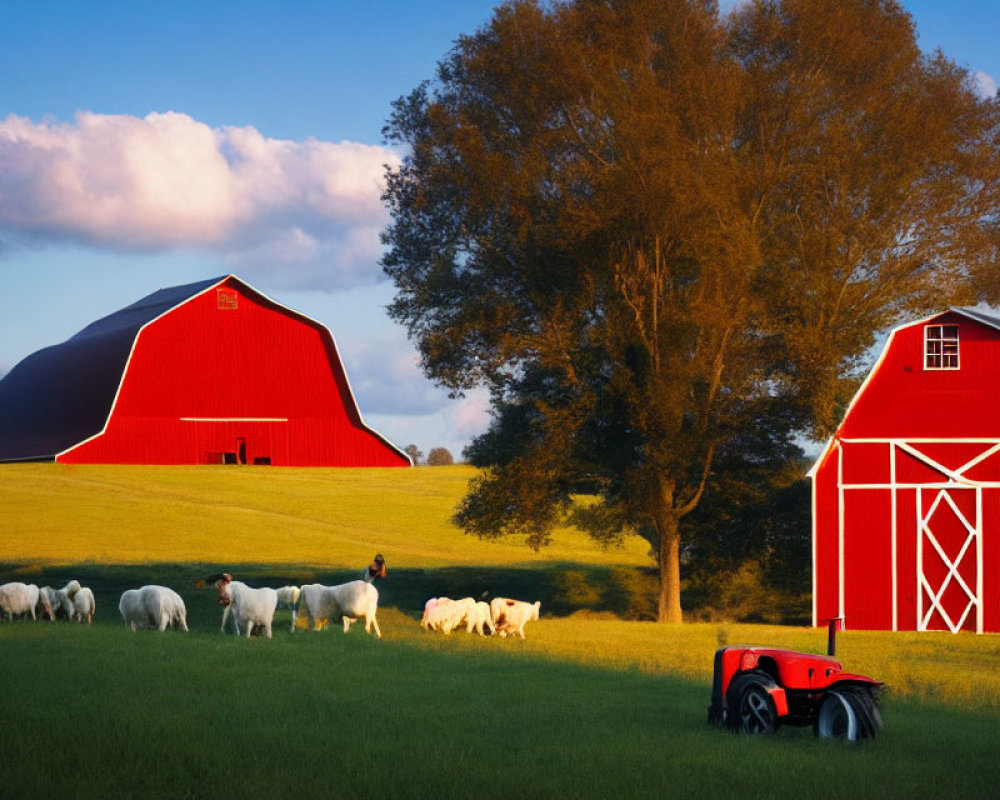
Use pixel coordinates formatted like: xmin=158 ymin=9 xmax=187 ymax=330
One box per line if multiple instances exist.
xmin=972 ymin=71 xmax=998 ymax=100
xmin=338 ymin=326 xmax=493 ymax=457
xmin=0 ymin=111 xmax=399 ymax=289
xmin=339 ymin=328 xmax=448 ymax=417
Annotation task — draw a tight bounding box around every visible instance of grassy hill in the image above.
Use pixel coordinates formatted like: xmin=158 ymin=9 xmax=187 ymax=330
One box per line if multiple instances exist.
xmin=1 ymin=462 xmax=661 ymax=619
xmin=0 ymin=463 xmax=650 ymax=568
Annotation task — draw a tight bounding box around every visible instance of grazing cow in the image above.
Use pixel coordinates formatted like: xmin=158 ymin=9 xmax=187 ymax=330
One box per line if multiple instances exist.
xmin=209 ymin=573 xmax=279 ymax=639
xmin=275 ymin=585 xmax=301 ymax=633
xmin=471 ymin=601 xmax=494 ymax=636
xmin=119 ymin=585 xmax=188 ymax=632
xmin=489 ymin=598 xmax=541 ymax=639
xmin=421 ymin=597 xmax=478 ymax=634
xmin=71 ymin=587 xmax=96 ymax=623
xmin=299 ymin=580 xmax=380 ymax=637
xmin=0 ymin=582 xmax=40 ymax=621
xmin=420 ymin=597 xmax=450 ymax=630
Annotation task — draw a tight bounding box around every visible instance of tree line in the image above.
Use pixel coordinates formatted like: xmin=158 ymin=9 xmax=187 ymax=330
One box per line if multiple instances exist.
xmin=404 ymin=445 xmax=455 ymax=466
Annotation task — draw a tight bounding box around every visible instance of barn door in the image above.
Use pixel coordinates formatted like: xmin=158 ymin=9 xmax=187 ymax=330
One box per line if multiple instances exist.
xmin=916 ymin=487 xmax=982 ymax=633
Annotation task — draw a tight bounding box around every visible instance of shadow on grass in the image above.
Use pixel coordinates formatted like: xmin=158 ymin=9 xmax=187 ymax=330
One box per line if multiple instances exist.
xmin=2 ymin=560 xmax=658 ymax=623
xmin=1 ymin=560 xmax=810 ymax=627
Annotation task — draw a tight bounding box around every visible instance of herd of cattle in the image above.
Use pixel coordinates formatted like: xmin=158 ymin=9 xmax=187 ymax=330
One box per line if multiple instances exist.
xmin=0 ymin=557 xmax=542 ymax=640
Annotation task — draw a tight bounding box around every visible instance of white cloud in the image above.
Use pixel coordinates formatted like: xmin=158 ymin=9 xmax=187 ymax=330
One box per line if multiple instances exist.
xmin=339 ymin=327 xmax=447 ymax=417
xmin=0 ymin=111 xmax=399 ymax=289
xmin=335 ymin=323 xmax=493 ymax=456
xmin=972 ymin=71 xmax=998 ymax=100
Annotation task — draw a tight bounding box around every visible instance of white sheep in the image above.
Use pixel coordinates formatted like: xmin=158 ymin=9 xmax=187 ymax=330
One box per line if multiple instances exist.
xmin=34 ymin=581 xmax=79 ymax=621
xmin=489 ymin=597 xmax=541 ymax=639
xmin=54 ymin=580 xmax=80 ymax=619
xmin=299 ymin=580 xmax=380 ymax=637
xmin=119 ymin=585 xmax=188 ymax=632
xmin=211 ymin=574 xmax=278 ymax=639
xmin=275 ymin=585 xmax=301 ymax=633
xmin=71 ymin=587 xmax=96 ymax=623
xmin=0 ymin=582 xmax=40 ymax=621
xmin=471 ymin=601 xmax=494 ymax=636
xmin=420 ymin=596 xmax=451 ymax=630
xmin=37 ymin=586 xmax=60 ymax=621
xmin=421 ymin=597 xmax=477 ymax=634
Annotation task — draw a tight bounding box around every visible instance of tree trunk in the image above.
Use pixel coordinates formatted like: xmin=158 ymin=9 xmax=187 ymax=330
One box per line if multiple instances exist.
xmin=657 ymin=520 xmax=683 ymax=623
xmin=655 ymin=480 xmax=683 ymax=623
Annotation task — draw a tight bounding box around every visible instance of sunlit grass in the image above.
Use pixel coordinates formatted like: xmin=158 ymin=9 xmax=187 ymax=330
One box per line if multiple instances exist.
xmin=0 ymin=463 xmax=650 ymax=567
xmin=1 ymin=611 xmax=998 ymax=800
xmin=406 ymin=617 xmax=1000 ymax=713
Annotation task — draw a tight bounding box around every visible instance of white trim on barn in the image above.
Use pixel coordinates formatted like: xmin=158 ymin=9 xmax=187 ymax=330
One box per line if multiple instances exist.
xmin=830 ymin=436 xmax=996 ymax=634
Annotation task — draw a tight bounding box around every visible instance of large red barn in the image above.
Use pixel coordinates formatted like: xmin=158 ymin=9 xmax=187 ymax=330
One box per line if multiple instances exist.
xmin=0 ymin=275 xmax=410 ymax=467
xmin=810 ymin=308 xmax=1000 ymax=634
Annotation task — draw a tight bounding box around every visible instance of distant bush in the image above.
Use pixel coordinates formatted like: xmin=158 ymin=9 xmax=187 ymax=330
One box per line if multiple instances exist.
xmin=683 ymin=561 xmax=810 ymax=624
xmin=426 ymin=447 xmax=454 ymax=466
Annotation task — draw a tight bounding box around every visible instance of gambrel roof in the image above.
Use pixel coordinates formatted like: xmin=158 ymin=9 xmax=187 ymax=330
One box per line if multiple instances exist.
xmin=808 ymin=306 xmax=1000 ymax=477
xmin=0 ymin=277 xmax=224 ymax=461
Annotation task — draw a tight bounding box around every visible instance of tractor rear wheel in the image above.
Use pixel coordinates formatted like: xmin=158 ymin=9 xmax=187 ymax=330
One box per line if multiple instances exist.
xmin=815 ymin=687 xmax=882 ymax=741
xmin=727 ymin=670 xmax=779 ymax=734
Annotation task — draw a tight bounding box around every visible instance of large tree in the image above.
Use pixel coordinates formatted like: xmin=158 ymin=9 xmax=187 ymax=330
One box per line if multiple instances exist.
xmin=382 ymin=0 xmax=999 ymax=622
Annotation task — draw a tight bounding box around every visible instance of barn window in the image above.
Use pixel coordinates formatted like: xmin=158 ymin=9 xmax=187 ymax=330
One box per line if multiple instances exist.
xmin=924 ymin=324 xmax=959 ymax=370
xmin=217 ymin=289 xmax=238 ymax=310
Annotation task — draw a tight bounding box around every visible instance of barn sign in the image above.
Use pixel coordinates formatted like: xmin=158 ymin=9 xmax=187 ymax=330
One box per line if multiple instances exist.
xmin=810 ymin=308 xmax=1000 ymax=634
xmin=0 ymin=275 xmax=411 ymax=467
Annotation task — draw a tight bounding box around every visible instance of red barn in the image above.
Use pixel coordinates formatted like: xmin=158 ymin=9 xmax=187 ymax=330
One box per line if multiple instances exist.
xmin=0 ymin=275 xmax=410 ymax=467
xmin=810 ymin=308 xmax=1000 ymax=634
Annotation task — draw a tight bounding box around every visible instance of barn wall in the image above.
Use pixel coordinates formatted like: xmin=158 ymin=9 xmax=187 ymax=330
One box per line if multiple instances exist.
xmin=812 ymin=450 xmax=841 ymax=627
xmin=895 ymin=489 xmax=918 ymax=632
xmin=812 ymin=311 xmax=1000 ymax=633
xmin=59 ymin=282 xmax=408 ymax=467
xmin=841 ymin=312 xmax=1000 ymax=440
xmin=983 ymin=491 xmax=1000 ymax=633
xmin=842 ymin=487 xmax=894 ymax=630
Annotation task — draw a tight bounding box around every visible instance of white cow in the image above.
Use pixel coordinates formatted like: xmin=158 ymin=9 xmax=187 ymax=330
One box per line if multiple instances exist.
xmin=420 ymin=596 xmax=449 ymax=630
xmin=421 ymin=597 xmax=477 ymax=634
xmin=0 ymin=582 xmax=40 ymax=621
xmin=71 ymin=587 xmax=96 ymax=623
xmin=275 ymin=585 xmax=301 ymax=633
xmin=212 ymin=574 xmax=278 ymax=639
xmin=489 ymin=598 xmax=541 ymax=639
xmin=299 ymin=580 xmax=380 ymax=637
xmin=470 ymin=601 xmax=494 ymax=636
xmin=119 ymin=585 xmax=188 ymax=632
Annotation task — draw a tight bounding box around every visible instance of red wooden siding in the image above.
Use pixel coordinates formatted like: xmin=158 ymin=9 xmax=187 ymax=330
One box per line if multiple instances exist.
xmin=839 ymin=312 xmax=1000 ymax=440
xmin=811 ymin=310 xmax=1000 ymax=633
xmin=58 ymin=278 xmax=409 ymax=467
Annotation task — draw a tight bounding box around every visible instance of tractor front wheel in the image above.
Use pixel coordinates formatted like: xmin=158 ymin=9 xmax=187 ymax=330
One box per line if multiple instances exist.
xmin=727 ymin=671 xmax=779 ymax=734
xmin=815 ymin=687 xmax=882 ymax=741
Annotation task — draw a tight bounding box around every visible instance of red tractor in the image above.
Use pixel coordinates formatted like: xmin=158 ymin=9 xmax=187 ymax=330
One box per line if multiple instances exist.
xmin=707 ymin=619 xmax=883 ymax=740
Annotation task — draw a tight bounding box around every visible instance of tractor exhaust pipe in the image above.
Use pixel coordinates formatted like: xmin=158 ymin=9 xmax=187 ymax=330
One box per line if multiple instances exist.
xmin=825 ymin=617 xmax=843 ymax=657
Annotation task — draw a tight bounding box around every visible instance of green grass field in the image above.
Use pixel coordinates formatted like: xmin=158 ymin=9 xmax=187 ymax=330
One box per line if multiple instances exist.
xmin=2 ymin=464 xmax=999 ymax=799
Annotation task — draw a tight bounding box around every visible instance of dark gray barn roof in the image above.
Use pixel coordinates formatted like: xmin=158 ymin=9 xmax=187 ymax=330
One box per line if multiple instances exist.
xmin=0 ymin=276 xmax=224 ymax=461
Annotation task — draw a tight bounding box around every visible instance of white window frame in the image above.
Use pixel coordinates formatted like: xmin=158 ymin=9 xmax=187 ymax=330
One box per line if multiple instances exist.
xmin=924 ymin=324 xmax=959 ymax=370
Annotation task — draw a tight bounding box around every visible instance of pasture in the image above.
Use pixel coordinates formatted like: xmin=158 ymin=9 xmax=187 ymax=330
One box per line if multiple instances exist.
xmin=2 ymin=464 xmax=999 ymax=799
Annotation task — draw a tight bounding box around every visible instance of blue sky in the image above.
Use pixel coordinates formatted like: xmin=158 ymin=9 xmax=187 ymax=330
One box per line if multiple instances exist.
xmin=1 ymin=0 xmax=997 ymax=459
